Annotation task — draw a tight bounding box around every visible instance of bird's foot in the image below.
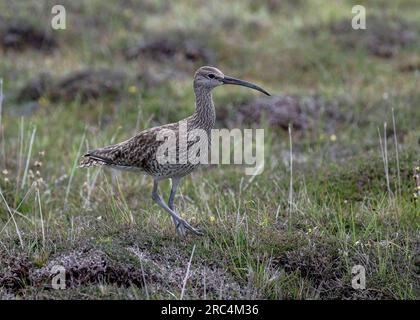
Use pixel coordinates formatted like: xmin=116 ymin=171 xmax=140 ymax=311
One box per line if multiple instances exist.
xmin=173 ymin=217 xmax=203 ymax=236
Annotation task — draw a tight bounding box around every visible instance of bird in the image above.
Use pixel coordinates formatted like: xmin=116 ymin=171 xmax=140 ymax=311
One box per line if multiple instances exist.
xmin=80 ymin=66 xmax=270 ymax=236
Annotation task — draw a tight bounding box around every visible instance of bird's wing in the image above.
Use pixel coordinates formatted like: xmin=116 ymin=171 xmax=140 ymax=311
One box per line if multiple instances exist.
xmin=80 ymin=122 xmax=179 ymax=168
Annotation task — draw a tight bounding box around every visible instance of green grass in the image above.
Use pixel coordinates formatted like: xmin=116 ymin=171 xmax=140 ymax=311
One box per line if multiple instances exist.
xmin=0 ymin=0 xmax=419 ymax=299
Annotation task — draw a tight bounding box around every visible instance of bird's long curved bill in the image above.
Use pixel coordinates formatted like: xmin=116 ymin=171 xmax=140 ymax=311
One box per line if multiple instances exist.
xmin=222 ymin=76 xmax=270 ymax=96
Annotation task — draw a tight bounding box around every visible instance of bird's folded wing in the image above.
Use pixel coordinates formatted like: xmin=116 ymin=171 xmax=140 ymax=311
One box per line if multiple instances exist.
xmin=80 ymin=126 xmax=165 ymax=168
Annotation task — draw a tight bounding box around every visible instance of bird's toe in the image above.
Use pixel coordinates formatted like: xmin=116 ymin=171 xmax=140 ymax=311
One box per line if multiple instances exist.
xmin=175 ymin=220 xmax=187 ymax=237
xmin=174 ymin=218 xmax=202 ymax=236
xmin=183 ymin=221 xmax=203 ymax=236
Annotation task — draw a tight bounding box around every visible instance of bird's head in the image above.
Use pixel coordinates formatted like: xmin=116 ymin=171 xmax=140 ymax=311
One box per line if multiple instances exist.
xmin=194 ymin=66 xmax=270 ymax=96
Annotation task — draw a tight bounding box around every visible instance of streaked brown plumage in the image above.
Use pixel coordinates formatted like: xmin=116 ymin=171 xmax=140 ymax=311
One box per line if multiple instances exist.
xmin=80 ymin=66 xmax=270 ymax=236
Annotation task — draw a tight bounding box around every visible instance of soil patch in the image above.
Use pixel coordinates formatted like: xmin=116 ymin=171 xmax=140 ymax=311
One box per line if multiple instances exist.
xmin=232 ymin=95 xmax=346 ymax=131
xmin=17 ymin=69 xmax=129 ymax=103
xmin=329 ymin=16 xmax=418 ymax=58
xmin=0 ymin=18 xmax=57 ymax=52
xmin=125 ymin=30 xmax=215 ymax=65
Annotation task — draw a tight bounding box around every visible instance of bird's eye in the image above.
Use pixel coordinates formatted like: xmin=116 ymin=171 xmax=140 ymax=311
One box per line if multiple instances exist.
xmin=208 ymin=74 xmax=215 ymax=79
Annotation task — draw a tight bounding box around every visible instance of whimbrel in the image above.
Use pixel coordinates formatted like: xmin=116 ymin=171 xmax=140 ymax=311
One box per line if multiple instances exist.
xmin=80 ymin=66 xmax=270 ymax=236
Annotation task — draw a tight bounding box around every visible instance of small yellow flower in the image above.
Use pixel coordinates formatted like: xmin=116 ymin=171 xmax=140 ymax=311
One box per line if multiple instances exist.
xmin=330 ymin=134 xmax=337 ymax=142
xmin=2 ymin=169 xmax=8 ymax=175
xmin=123 ymin=8 xmax=133 ymax=18
xmin=209 ymin=215 xmax=216 ymax=222
xmin=416 ymin=166 xmax=420 ymax=171
xmin=128 ymin=85 xmax=138 ymax=94
xmin=38 ymin=96 xmax=49 ymax=107
xmin=4 ymin=177 xmax=9 ymax=183
xmin=416 ymin=186 xmax=420 ymax=191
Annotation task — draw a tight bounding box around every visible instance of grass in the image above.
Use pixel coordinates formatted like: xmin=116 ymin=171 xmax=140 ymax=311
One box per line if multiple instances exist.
xmin=0 ymin=0 xmax=419 ymax=299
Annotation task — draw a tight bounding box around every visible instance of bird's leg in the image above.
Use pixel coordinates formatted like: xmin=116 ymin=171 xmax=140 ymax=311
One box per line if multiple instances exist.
xmin=152 ymin=179 xmax=202 ymax=236
xmin=168 ymin=177 xmax=180 ymax=210
xmin=168 ymin=177 xmax=180 ymax=227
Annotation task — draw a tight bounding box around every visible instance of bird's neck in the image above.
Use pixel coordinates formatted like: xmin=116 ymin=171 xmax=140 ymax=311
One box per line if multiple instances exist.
xmin=191 ymin=85 xmax=216 ymax=130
